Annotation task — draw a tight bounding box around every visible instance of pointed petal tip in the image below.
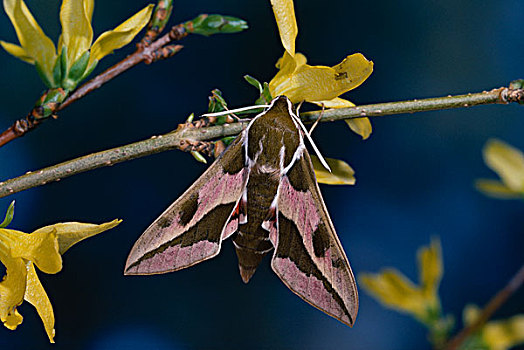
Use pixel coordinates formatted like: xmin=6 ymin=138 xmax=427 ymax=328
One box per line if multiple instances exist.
xmin=239 ymin=265 xmax=256 ymax=283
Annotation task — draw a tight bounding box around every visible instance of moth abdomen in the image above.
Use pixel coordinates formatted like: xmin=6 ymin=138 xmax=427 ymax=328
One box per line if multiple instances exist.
xmin=232 ymin=232 xmax=274 ymax=283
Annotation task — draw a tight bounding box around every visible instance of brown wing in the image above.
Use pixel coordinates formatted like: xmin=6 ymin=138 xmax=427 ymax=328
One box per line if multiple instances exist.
xmin=125 ymin=135 xmax=247 ymax=275
xmin=271 ymin=148 xmax=358 ymax=326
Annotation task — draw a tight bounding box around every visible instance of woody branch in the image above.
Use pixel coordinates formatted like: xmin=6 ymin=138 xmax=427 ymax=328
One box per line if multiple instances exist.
xmin=0 ymin=84 xmax=522 ymax=198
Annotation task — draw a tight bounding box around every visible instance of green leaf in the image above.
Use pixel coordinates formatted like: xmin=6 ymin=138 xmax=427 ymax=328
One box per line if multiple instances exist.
xmin=60 ymin=46 xmax=68 ymax=84
xmin=255 ymin=82 xmax=273 ymax=105
xmin=66 ymin=51 xmax=90 ymax=87
xmin=80 ymin=60 xmax=97 ymax=81
xmin=0 ymin=201 xmax=15 ymax=228
xmin=244 ymin=75 xmax=263 ymax=93
xmin=221 ymin=136 xmax=237 ymax=146
xmin=510 ymin=79 xmax=524 ymax=90
xmin=208 ymin=89 xmax=228 ymax=113
xmin=191 ymin=151 xmax=207 ymax=164
xmin=149 ymin=0 xmax=174 ymax=33
xmin=185 ymin=14 xmax=248 ymax=37
xmin=52 ymin=53 xmax=63 ymax=88
xmin=185 ymin=113 xmax=195 ymax=123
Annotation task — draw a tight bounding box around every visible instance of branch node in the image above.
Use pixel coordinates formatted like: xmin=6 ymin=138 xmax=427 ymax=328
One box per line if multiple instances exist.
xmin=178 ymin=139 xmax=215 ymax=157
xmin=506 ymin=88 xmax=524 ymax=104
xmin=145 ymin=44 xmax=184 ymax=64
xmin=169 ymin=24 xmax=188 ymax=41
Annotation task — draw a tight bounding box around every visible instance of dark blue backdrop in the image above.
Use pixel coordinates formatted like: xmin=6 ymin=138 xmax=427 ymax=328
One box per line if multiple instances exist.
xmin=0 ymin=0 xmax=522 ymax=349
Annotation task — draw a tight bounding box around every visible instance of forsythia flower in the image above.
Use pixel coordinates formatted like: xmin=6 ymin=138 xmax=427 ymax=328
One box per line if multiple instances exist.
xmin=464 ymin=305 xmax=524 ymax=350
xmin=0 ymin=219 xmax=121 ymax=342
xmin=268 ymin=0 xmax=374 ymax=139
xmin=1 ymin=0 xmax=153 ymax=89
xmin=360 ymin=238 xmax=443 ymax=323
xmin=310 ymin=155 xmax=355 ymax=185
xmin=475 ymin=139 xmax=524 ymax=199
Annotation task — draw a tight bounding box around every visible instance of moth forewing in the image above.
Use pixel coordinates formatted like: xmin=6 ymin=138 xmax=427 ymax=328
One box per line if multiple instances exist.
xmin=124 ymin=136 xmax=247 ymax=275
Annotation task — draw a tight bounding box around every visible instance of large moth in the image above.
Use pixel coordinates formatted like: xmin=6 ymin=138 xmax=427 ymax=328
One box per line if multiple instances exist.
xmin=125 ymin=96 xmax=358 ymax=326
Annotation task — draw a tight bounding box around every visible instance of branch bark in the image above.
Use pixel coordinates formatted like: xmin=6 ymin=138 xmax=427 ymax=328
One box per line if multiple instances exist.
xmin=0 ymin=85 xmax=521 ymax=198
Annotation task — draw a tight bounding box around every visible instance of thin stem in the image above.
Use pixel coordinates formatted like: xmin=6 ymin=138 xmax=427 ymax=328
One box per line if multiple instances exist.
xmin=300 ymin=87 xmax=513 ymax=122
xmin=0 ymin=24 xmax=187 ymax=148
xmin=0 ymin=86 xmax=522 ymax=198
xmin=444 ymin=264 xmax=524 ymax=350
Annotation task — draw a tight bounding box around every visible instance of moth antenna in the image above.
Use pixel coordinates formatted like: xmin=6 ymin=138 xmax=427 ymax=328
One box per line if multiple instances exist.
xmin=295 ymin=100 xmax=305 ymax=116
xmin=308 ymin=103 xmax=325 ymax=136
xmin=291 ymin=107 xmax=332 ymax=173
xmin=201 ymin=105 xmax=270 ymax=118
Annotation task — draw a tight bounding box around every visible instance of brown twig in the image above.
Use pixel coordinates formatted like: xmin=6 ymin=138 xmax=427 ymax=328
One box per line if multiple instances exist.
xmin=444 ymin=264 xmax=524 ymax=350
xmin=0 ymin=24 xmax=187 ymax=148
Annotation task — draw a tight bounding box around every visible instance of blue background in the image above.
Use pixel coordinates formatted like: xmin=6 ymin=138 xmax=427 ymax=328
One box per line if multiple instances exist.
xmin=0 ymin=0 xmax=522 ymax=349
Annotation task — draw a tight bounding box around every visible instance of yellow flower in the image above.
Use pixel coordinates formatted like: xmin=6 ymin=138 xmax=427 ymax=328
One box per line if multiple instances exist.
xmin=1 ymin=0 xmax=154 ymax=89
xmin=359 ymin=238 xmax=443 ymax=322
xmin=268 ymin=0 xmax=374 ymax=139
xmin=311 ymin=155 xmax=355 ymax=185
xmin=475 ymin=139 xmax=524 ymax=199
xmin=464 ymin=305 xmax=524 ymax=350
xmin=0 ymin=219 xmax=121 ymax=342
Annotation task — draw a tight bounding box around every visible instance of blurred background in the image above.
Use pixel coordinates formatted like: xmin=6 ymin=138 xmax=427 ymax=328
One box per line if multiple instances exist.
xmin=0 ymin=0 xmax=522 ymax=349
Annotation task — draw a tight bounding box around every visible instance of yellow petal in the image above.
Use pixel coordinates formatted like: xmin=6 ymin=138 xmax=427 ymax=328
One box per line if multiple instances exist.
xmin=417 ymin=238 xmax=442 ymax=300
xmin=0 ymin=40 xmax=34 ymax=63
xmin=346 ymin=118 xmax=372 ymax=140
xmin=0 ymin=232 xmax=27 ymax=328
xmin=32 ymin=219 xmax=122 ymax=254
xmin=3 ymin=227 xmax=62 ymax=274
xmin=462 ymin=304 xmax=481 ymax=326
xmin=483 ymin=314 xmax=524 ymax=350
xmin=269 ymin=51 xmax=299 ymax=96
xmin=84 ymin=0 xmax=94 ymax=23
xmin=475 ymin=179 xmax=522 ymax=199
xmin=360 ymin=269 xmax=427 ymax=318
xmin=2 ymin=307 xmax=23 ymax=330
xmin=312 ymin=156 xmax=355 ymax=185
xmin=270 ymin=0 xmax=297 ymax=56
xmin=270 ymin=52 xmax=307 ymax=97
xmin=271 ymin=53 xmax=373 ymax=103
xmin=3 ymin=0 xmax=56 ymax=78
xmin=483 ymin=139 xmax=524 ymax=192
xmin=274 ymin=51 xmax=305 ymax=75
xmin=24 ymin=263 xmax=55 ymax=343
xmin=88 ymin=4 xmax=154 ymax=68
xmin=60 ymin=0 xmax=93 ymax=68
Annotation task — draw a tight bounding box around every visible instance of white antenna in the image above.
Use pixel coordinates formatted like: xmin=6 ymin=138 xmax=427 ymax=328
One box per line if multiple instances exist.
xmin=291 ymin=110 xmax=331 ymax=173
xmin=201 ymin=105 xmax=270 ymax=118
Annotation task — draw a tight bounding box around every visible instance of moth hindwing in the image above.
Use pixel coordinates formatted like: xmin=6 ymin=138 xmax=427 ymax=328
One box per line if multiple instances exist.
xmin=125 ymin=96 xmax=358 ymax=326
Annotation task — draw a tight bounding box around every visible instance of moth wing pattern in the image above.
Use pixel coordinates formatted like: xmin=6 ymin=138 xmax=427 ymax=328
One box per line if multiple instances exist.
xmin=271 ymin=148 xmax=358 ymax=326
xmin=125 ymin=135 xmax=247 ymax=275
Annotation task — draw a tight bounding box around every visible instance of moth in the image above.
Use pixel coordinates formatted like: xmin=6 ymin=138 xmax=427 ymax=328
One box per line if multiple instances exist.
xmin=125 ymin=96 xmax=358 ymax=326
